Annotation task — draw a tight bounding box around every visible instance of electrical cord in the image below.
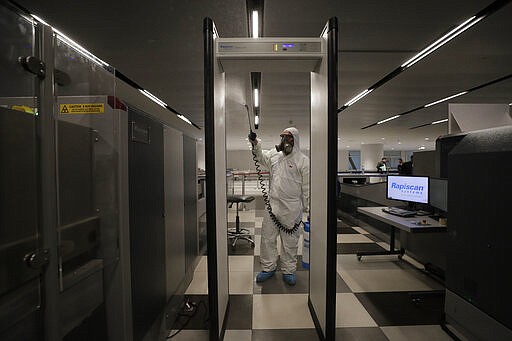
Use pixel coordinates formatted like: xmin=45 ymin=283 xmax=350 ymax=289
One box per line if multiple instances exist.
xmin=251 ymin=147 xmax=302 ymax=235
xmin=167 ymin=298 xmax=208 ymax=339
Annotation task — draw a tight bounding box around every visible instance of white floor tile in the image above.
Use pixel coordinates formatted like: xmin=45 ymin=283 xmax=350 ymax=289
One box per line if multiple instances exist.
xmin=224 ymin=330 xmax=251 ymax=341
xmin=337 ymin=234 xmax=374 ymax=243
xmin=229 ymin=255 xmax=254 ymax=272
xmin=336 ymin=293 xmax=378 ymax=327
xmin=339 ymin=268 xmax=443 ymax=293
xmin=381 ymin=325 xmax=454 ymax=341
xmin=185 ymin=271 xmax=208 ymax=294
xmin=252 ymin=294 xmax=314 ymax=329
xmin=229 ymin=271 xmax=254 ymax=294
xmin=351 ymin=226 xmax=370 ymax=234
xmin=195 ymin=256 xmax=207 ymax=272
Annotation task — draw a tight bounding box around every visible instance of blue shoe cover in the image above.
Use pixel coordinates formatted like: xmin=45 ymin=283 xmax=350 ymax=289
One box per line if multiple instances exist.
xmin=256 ymin=270 xmax=275 ymax=283
xmin=283 ymin=273 xmax=296 ymax=286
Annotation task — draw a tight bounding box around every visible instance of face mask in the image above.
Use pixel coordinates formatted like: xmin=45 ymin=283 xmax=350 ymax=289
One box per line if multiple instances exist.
xmin=275 ymin=135 xmax=293 ymax=155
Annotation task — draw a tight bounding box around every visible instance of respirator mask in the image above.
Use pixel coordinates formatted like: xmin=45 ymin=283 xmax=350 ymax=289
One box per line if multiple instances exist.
xmin=275 ymin=134 xmax=294 ymax=155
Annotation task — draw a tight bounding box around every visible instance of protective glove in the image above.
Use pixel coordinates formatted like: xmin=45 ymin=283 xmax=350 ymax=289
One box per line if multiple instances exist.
xmin=248 ymin=131 xmax=257 ymax=141
xmin=248 ymin=131 xmax=257 ymax=144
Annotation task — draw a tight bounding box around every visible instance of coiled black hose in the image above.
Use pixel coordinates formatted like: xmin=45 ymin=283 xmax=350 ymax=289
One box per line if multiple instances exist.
xmin=251 ymin=148 xmax=302 ymax=234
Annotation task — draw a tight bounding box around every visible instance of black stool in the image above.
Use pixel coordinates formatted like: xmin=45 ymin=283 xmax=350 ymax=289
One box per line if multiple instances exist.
xmin=227 ymin=195 xmax=255 ymax=248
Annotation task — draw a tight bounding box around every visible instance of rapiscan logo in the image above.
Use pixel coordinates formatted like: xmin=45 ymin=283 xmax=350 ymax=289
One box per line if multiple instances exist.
xmin=391 ymin=182 xmax=424 ymax=193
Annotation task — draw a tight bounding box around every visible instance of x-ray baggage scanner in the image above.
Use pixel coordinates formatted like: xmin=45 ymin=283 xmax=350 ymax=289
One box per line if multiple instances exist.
xmin=204 ymin=17 xmax=338 ymax=341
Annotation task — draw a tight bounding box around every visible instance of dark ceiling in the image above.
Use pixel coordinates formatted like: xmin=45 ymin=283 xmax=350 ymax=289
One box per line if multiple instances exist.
xmin=14 ymin=0 xmax=512 ymax=150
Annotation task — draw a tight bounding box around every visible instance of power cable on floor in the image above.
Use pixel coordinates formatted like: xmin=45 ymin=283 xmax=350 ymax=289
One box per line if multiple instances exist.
xmin=167 ymin=297 xmax=208 ymax=339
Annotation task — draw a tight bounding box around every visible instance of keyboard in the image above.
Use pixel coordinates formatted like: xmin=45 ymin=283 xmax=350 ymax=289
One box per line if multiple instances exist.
xmin=382 ymin=207 xmax=416 ymax=217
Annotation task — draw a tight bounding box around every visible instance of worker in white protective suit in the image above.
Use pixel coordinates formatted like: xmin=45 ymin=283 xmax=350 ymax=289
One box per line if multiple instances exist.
xmin=248 ymin=127 xmax=309 ymax=286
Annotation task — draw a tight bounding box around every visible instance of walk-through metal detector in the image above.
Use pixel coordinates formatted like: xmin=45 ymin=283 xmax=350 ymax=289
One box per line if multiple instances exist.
xmin=204 ymin=17 xmax=338 ymax=341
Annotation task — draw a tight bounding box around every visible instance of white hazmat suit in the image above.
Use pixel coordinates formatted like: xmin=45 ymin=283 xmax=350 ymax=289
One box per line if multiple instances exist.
xmin=252 ymin=127 xmax=310 ymax=274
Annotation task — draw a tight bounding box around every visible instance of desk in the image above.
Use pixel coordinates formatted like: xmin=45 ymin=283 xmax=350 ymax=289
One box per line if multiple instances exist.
xmin=356 ymin=206 xmax=447 ymax=260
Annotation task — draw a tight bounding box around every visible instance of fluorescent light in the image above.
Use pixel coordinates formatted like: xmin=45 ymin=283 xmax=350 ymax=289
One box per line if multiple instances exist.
xmin=254 ymin=88 xmax=259 ymax=107
xmin=425 ymin=91 xmax=468 ymax=107
xmin=55 ymin=30 xmax=110 ymax=67
xmin=252 ymin=11 xmax=259 ymax=38
xmin=419 ymin=146 xmax=426 ymax=150
xmin=32 ymin=14 xmax=109 ymax=68
xmin=140 ymin=89 xmax=167 ymax=108
xmin=31 ymin=14 xmax=49 ymax=26
xmin=344 ymin=89 xmax=372 ymax=107
xmin=432 ymin=118 xmax=448 ymax=125
xmin=178 ymin=114 xmax=192 ymax=125
xmin=377 ymin=115 xmax=400 ymax=125
xmin=401 ymin=16 xmax=482 ymax=68
xmin=254 ymin=115 xmax=259 ymax=125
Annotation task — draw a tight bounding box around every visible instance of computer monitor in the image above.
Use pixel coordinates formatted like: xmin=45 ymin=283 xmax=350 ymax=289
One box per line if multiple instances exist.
xmin=429 ymin=178 xmax=448 ymax=212
xmin=386 ymin=175 xmax=429 ymax=204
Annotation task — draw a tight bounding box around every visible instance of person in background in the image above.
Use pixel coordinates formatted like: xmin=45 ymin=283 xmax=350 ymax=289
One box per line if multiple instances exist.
xmin=248 ymin=127 xmax=309 ymax=286
xmin=397 ymin=158 xmax=404 ymax=174
xmin=376 ymin=157 xmax=387 ymax=173
xmin=401 ymin=155 xmax=413 ymax=175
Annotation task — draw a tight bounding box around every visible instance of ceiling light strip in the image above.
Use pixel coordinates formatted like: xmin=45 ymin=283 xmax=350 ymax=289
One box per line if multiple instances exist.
xmin=361 ymin=122 xmax=378 ymax=130
xmin=377 ymin=115 xmax=400 ymax=125
xmin=140 ymin=89 xmax=167 ymax=108
xmin=432 ymin=118 xmax=448 ymax=125
xmin=401 ymin=16 xmax=481 ymax=68
xmin=252 ymin=11 xmax=259 ymax=38
xmin=246 ymin=0 xmax=264 ymax=38
xmin=424 ymin=91 xmax=468 ymax=107
xmin=338 ymin=0 xmax=508 ymax=114
xmin=31 ymin=14 xmax=110 ymax=68
xmin=28 ymin=8 xmax=199 ymax=129
xmin=344 ymin=89 xmax=372 ymax=107
xmin=254 ymin=89 xmax=259 ymax=107
xmin=409 ymin=123 xmax=432 ymax=130
xmin=363 ymin=73 xmax=512 ymax=130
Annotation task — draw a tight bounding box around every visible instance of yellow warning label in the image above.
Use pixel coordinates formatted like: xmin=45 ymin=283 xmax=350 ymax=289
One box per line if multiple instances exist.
xmin=60 ymin=103 xmax=104 ymax=114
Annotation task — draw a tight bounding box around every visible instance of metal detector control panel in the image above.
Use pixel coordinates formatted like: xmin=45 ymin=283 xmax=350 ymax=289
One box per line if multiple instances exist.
xmin=217 ymin=38 xmax=322 ymax=56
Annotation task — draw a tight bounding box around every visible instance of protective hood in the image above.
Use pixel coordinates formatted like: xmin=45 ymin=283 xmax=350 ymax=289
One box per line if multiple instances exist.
xmin=282 ymin=127 xmax=301 ymax=154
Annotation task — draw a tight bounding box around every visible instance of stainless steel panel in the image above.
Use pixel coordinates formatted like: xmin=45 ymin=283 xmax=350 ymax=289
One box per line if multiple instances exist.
xmin=164 ymin=126 xmax=185 ymax=299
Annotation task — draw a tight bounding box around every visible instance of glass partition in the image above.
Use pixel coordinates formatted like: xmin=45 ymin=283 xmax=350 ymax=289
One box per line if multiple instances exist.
xmin=0 ymin=3 xmax=41 ymax=340
xmin=53 ymin=33 xmax=119 ymax=339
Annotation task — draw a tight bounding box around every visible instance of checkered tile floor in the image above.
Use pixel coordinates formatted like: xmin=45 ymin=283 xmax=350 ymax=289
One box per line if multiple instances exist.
xmin=169 ymin=197 xmax=456 ymax=341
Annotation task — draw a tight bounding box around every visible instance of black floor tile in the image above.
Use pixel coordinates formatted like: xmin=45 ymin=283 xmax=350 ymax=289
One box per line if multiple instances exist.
xmin=337 ymin=220 xmax=351 ymax=228
xmin=254 ymin=255 xmax=308 ymax=272
xmin=252 ymin=329 xmax=320 ymax=341
xmin=337 ymin=243 xmax=386 ymax=255
xmin=335 ymin=327 xmax=388 ymax=341
xmin=364 ymin=234 xmax=382 ymax=242
xmin=253 ymin=271 xmax=309 ymax=294
xmin=228 ymin=237 xmax=255 ymax=255
xmin=337 ymin=273 xmax=351 ymax=293
xmin=355 ymin=291 xmax=446 ymax=326
xmin=227 ymin=221 xmax=255 ymax=229
xmin=225 ymin=295 xmax=252 ymax=330
xmin=337 ymin=226 xmax=360 ymax=234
